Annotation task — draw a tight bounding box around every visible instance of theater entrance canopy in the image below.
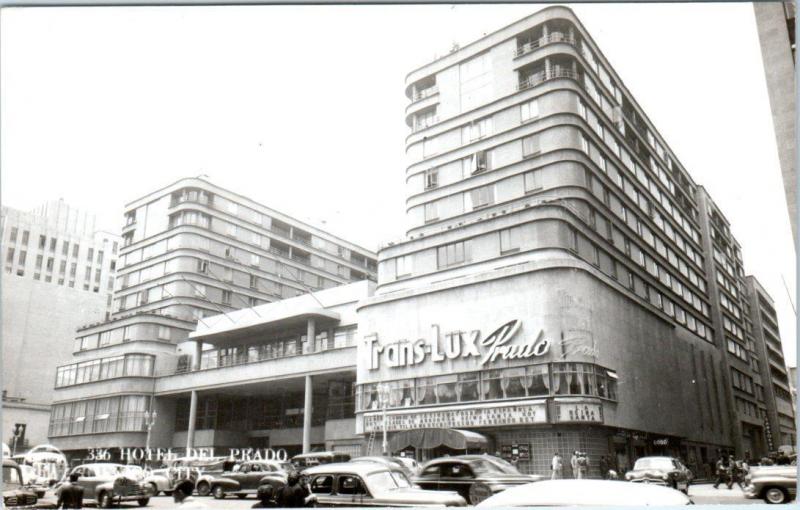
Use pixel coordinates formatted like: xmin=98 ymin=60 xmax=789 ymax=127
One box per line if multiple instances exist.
xmin=389 ymin=428 xmax=489 ymax=451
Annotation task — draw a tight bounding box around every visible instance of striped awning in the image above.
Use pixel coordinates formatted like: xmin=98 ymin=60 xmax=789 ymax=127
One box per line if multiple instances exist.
xmin=389 ymin=428 xmax=489 ymax=451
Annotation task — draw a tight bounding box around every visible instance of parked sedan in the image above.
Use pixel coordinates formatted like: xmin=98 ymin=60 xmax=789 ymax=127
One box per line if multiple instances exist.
xmin=351 ymin=456 xmax=417 ymax=478
xmin=625 ymin=457 xmax=692 ymax=493
xmin=414 ymin=455 xmax=541 ymax=505
xmin=476 ymin=479 xmax=691 ymax=506
xmin=62 ymin=463 xmax=150 ymax=508
xmin=744 ymin=464 xmax=797 ymax=504
xmin=303 ymin=462 xmax=466 ymax=506
xmin=204 ymin=460 xmax=289 ymax=500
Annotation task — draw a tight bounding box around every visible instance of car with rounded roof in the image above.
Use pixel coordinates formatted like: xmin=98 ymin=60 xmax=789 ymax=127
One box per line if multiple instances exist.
xmin=62 ymin=463 xmax=150 ymax=508
xmin=413 ymin=455 xmax=542 ymax=505
xmin=292 ymin=451 xmax=351 ymax=469
xmin=3 ymin=459 xmax=38 ymax=508
xmin=204 ymin=460 xmax=291 ymax=500
xmin=351 ymin=456 xmax=418 ymax=478
xmin=624 ymin=456 xmax=692 ymax=493
xmin=744 ymin=464 xmax=797 ymax=504
xmin=476 ymin=479 xmax=692 ymax=506
xmin=303 ymin=461 xmax=466 ymax=507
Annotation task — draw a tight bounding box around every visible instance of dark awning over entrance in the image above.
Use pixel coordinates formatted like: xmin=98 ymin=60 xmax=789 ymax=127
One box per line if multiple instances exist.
xmin=389 ymin=428 xmax=489 ymax=451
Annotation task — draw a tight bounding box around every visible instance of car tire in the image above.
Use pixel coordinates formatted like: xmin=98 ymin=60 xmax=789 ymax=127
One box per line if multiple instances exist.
xmin=147 ymin=482 xmax=160 ymax=497
xmin=469 ymin=483 xmax=493 ymax=505
xmin=196 ymin=481 xmax=211 ymax=497
xmin=237 ymin=494 xmax=247 ymax=499
xmin=138 ymin=497 xmax=150 ymax=506
xmin=213 ymin=485 xmax=226 ymax=499
xmin=98 ymin=491 xmax=114 ymax=509
xmin=764 ymin=487 xmax=789 ymax=504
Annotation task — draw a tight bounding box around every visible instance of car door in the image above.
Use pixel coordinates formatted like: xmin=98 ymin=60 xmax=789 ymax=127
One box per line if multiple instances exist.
xmin=244 ymin=463 xmax=265 ymax=491
xmin=79 ymin=467 xmax=101 ymax=501
xmin=332 ymin=474 xmax=372 ymax=506
xmin=309 ymin=474 xmax=336 ymax=506
xmin=438 ymin=462 xmax=475 ymax=502
xmin=415 ymin=464 xmax=441 ymax=491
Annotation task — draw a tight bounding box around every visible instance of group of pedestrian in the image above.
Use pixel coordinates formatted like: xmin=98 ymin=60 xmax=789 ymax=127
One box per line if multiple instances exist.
xmin=712 ymin=452 xmax=749 ymax=490
xmin=550 ymin=451 xmax=599 ymax=479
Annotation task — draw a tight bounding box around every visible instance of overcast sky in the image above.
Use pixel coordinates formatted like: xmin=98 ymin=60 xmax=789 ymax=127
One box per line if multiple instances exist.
xmin=2 ymin=3 xmax=796 ymax=365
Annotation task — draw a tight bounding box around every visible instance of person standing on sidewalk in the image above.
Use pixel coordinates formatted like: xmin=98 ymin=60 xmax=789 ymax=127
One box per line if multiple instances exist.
xmin=712 ymin=456 xmax=729 ymax=489
xmin=551 ymin=452 xmax=563 ymax=480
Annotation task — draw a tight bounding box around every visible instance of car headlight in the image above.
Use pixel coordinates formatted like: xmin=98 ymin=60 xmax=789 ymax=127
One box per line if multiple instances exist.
xmin=625 ymin=474 xmax=633 ymax=480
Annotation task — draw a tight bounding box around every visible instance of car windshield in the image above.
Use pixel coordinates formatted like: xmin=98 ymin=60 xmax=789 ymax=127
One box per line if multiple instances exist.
xmin=93 ymin=465 xmax=127 ymax=478
xmin=634 ymin=458 xmax=673 ymax=470
xmin=3 ymin=466 xmax=22 ymax=487
xmin=482 ymin=457 xmax=523 ymax=474
xmin=367 ymin=470 xmax=412 ymax=491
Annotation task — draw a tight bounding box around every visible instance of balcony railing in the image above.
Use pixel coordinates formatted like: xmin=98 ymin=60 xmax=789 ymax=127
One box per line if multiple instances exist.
xmin=164 ymin=335 xmax=357 ymax=376
xmin=413 ymin=116 xmax=439 ymax=132
xmin=517 ymin=67 xmax=580 ymax=92
xmin=412 ymin=85 xmax=439 ymax=102
xmin=514 ymin=32 xmax=576 ymax=57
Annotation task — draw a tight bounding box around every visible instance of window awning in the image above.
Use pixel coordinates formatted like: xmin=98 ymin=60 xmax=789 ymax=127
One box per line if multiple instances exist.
xmin=389 ymin=428 xmax=489 ymax=451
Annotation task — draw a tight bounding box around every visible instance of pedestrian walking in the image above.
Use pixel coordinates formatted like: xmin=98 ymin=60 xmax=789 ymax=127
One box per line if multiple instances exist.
xmin=551 ymin=452 xmax=563 ymax=480
xmin=728 ymin=455 xmax=743 ymax=490
xmin=56 ymin=472 xmax=84 ymax=509
xmin=712 ymin=456 xmax=729 ymax=489
xmin=599 ymin=455 xmax=609 ymax=479
xmin=277 ymin=472 xmax=311 ymax=507
xmin=576 ymin=452 xmax=588 ymax=479
xmin=173 ymin=480 xmax=206 ymax=509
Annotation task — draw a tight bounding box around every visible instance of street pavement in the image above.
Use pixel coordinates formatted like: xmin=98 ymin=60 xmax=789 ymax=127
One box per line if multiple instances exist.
xmin=33 ymin=483 xmax=766 ymax=508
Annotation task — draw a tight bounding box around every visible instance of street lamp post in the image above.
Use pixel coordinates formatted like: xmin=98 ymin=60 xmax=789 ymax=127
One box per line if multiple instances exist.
xmin=377 ymin=383 xmax=390 ymax=456
xmin=143 ymin=410 xmax=158 ymax=465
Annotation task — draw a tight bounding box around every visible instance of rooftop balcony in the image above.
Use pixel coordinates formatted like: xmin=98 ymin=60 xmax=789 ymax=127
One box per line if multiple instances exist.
xmin=514 ymin=31 xmax=577 ymax=57
xmin=518 ymin=66 xmax=580 ymax=92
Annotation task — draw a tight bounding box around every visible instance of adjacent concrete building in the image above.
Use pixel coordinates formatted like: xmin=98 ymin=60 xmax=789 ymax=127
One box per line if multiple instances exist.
xmin=754 ymin=1 xmax=796 ymax=244
xmin=744 ymin=275 xmax=796 ymax=449
xmin=2 ymin=201 xmax=119 ymax=449
xmin=48 ymin=178 xmax=377 ymax=460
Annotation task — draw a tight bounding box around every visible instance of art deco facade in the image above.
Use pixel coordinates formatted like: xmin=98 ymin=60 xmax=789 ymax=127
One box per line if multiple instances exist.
xmin=48 ymin=178 xmax=377 ymax=457
xmin=2 ymin=201 xmax=119 ymax=448
xmin=355 ymin=5 xmax=789 ymax=475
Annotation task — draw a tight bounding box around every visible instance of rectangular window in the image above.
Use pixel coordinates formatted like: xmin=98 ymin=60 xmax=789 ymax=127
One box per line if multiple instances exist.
xmin=250 ymin=253 xmax=260 ymax=266
xmin=9 ymin=227 xmax=18 ymax=242
xmin=524 ymin=170 xmax=542 ymax=193
xmin=87 ymin=248 xmax=94 ymax=262
xmin=500 ymin=227 xmax=521 ymax=254
xmin=197 ymin=259 xmax=209 ymax=274
xmin=437 ymin=241 xmax=470 ymax=269
xmin=424 ymin=202 xmax=439 ymax=223
xmin=157 ymin=326 xmax=171 ymax=340
xmin=193 ymin=283 xmax=206 ymax=297
xmin=469 ymin=185 xmax=495 ymax=209
xmin=21 ymin=230 xmax=29 ymax=245
xmin=38 ymin=235 xmax=46 ymax=249
xmin=463 ymin=117 xmax=493 ymax=142
xmin=6 ymin=247 xmax=15 ymax=263
xmin=249 ymin=275 xmax=258 ymax=289
xmin=222 ymin=290 xmax=232 ymax=305
xmin=522 ymin=134 xmax=541 ymax=158
xmin=395 ymin=254 xmax=413 ymax=277
xmin=469 ymin=150 xmax=492 ymax=174
xmin=520 ymin=99 xmax=539 ymax=122
xmin=49 ymin=238 xmax=57 ymax=252
xmin=72 ymin=244 xmax=79 ymax=257
xmin=424 ymin=168 xmax=439 ymax=189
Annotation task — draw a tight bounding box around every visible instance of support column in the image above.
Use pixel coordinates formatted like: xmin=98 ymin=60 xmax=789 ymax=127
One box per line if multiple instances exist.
xmin=186 ymin=390 xmax=198 ymax=453
xmin=307 ymin=319 xmax=316 ymax=352
xmin=193 ymin=340 xmax=202 ymax=371
xmin=545 ymin=57 xmax=552 ymax=79
xmin=303 ymin=375 xmax=313 ymax=453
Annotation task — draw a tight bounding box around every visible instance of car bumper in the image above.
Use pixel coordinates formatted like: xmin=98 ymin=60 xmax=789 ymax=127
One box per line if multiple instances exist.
xmin=629 ymin=478 xmax=669 ymax=486
xmin=743 ymin=485 xmax=759 ymax=499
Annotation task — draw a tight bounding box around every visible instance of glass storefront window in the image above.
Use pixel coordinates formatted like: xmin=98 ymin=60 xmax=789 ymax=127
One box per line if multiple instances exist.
xmin=526 ymin=364 xmax=550 ymax=396
xmin=416 ymin=378 xmax=437 ymax=406
xmin=435 ymin=375 xmax=458 ymax=403
xmin=457 ymin=373 xmax=481 ymax=402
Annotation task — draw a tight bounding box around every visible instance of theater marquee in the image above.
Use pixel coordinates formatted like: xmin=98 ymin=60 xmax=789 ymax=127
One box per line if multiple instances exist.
xmin=364 ymin=319 xmax=551 ymax=371
xmin=363 ymin=400 xmax=548 ymax=432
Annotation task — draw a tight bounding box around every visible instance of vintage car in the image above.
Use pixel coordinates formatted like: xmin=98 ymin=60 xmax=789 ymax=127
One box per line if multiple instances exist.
xmin=201 ymin=460 xmax=290 ymax=499
xmin=743 ymin=464 xmax=797 ymax=504
xmin=292 ymin=451 xmax=352 ymax=469
xmin=17 ymin=464 xmax=47 ymax=498
xmin=302 ymin=461 xmax=466 ymax=506
xmin=351 ymin=456 xmax=418 ymax=478
xmin=413 ymin=455 xmax=542 ymax=505
xmin=476 ymin=479 xmax=692 ymax=506
xmin=144 ymin=456 xmax=229 ymax=496
xmin=64 ymin=463 xmax=150 ymax=508
xmin=3 ymin=459 xmax=38 ymax=508
xmin=624 ymin=456 xmax=692 ymax=493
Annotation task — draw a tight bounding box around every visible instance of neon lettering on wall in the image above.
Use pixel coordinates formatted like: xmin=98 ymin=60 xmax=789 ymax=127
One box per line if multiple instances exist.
xmin=365 ymin=319 xmax=550 ymax=370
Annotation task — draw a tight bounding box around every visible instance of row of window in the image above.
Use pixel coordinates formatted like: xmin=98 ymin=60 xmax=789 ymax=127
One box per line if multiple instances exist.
xmin=727 ymin=339 xmax=749 ymax=362
xmin=723 ymin=315 xmax=745 ymax=342
xmin=3 ymin=248 xmax=112 ymax=293
xmin=162 ymin=188 xmax=374 ymax=269
xmin=730 ymin=367 xmax=754 ymax=395
xmin=49 ymin=395 xmax=149 ymax=437
xmin=191 ymin=326 xmax=358 ymax=372
xmin=568 ymin=226 xmax=713 ymax=341
xmin=735 ymin=396 xmax=759 ymax=419
xmin=74 ymin=324 xmax=173 ymax=352
xmin=356 ymin=362 xmax=618 ymax=411
xmin=55 ymin=354 xmax=155 ymax=387
xmin=719 ymin=290 xmax=743 ymax=321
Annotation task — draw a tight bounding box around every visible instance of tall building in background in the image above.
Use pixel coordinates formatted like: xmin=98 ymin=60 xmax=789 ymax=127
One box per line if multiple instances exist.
xmin=48 ymin=178 xmax=377 ymax=458
xmin=754 ymin=1 xmax=796 ymax=244
xmin=744 ymin=275 xmax=796 ymax=448
xmin=2 ymin=201 xmax=119 ymax=449
xmin=354 ymin=5 xmax=786 ymax=474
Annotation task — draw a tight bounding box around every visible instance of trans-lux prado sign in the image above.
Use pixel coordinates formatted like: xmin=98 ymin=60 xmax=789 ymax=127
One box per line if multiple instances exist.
xmin=364 ymin=319 xmax=551 ymax=370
